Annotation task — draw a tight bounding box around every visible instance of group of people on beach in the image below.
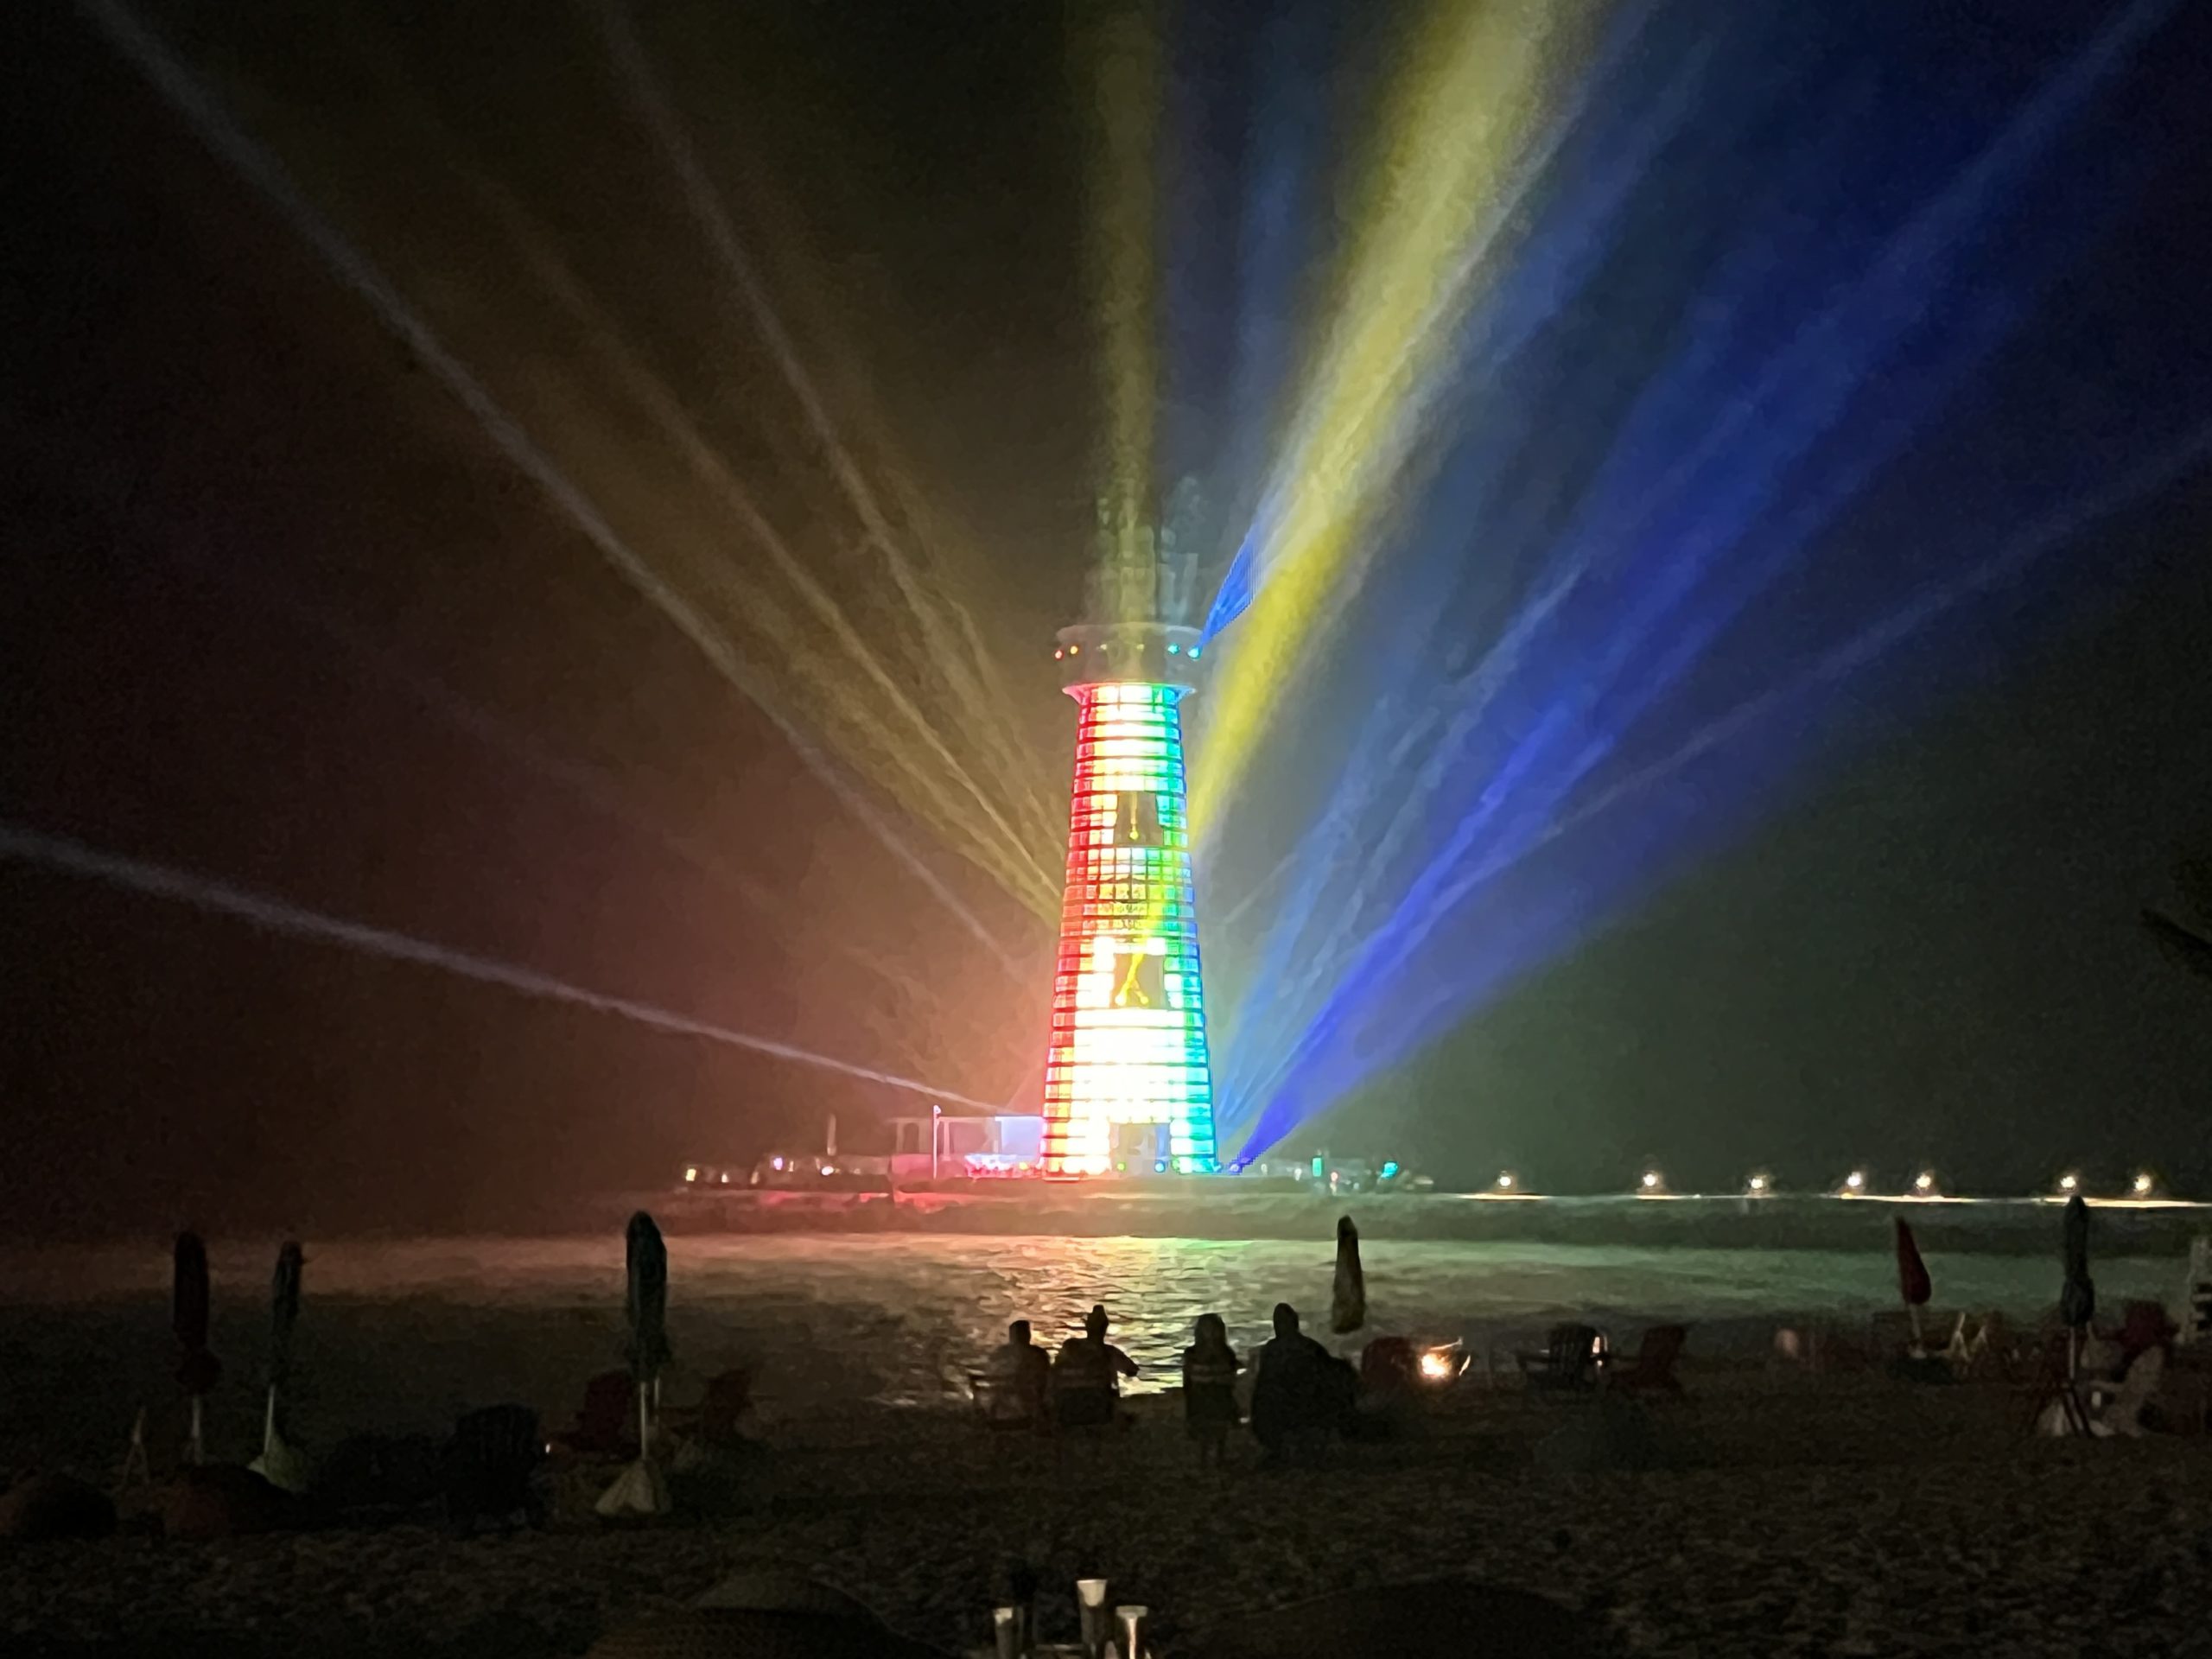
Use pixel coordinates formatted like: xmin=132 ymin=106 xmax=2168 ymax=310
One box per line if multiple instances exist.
xmin=981 ymin=1302 xmax=1357 ymax=1465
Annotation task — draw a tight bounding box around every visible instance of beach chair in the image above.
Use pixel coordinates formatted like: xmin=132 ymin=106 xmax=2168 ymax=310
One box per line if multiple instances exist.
xmin=1362 ymin=1336 xmax=1420 ymax=1395
xmin=1770 ymin=1319 xmax=1868 ymax=1378
xmin=968 ymin=1370 xmax=1041 ymax=1432
xmin=1611 ymin=1324 xmax=1688 ymax=1396
xmin=2022 ymin=1330 xmax=2093 ymax=1436
xmin=1872 ymin=1306 xmax=1960 ymax=1359
xmin=2089 ymin=1345 xmax=2165 ymax=1437
xmin=314 ymin=1431 xmax=443 ymax=1517
xmin=445 ymin=1404 xmax=544 ymax=1530
xmin=2163 ymin=1345 xmax=2212 ymax=1435
xmin=1516 ymin=1324 xmax=1605 ymax=1392
xmin=553 ymin=1370 xmax=636 ymax=1458
xmin=2117 ymin=1300 xmax=2177 ymax=1364
xmin=1048 ymin=1389 xmax=1128 ymax=1469
xmin=694 ymin=1368 xmax=753 ymax=1446
xmin=1955 ymin=1311 xmax=2022 ymax=1380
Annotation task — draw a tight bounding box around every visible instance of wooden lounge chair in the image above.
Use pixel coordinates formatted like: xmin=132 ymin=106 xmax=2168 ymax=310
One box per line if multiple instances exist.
xmin=1516 ymin=1323 xmax=1605 ymax=1392
xmin=1611 ymin=1324 xmax=1688 ymax=1396
xmin=694 ymin=1368 xmax=753 ymax=1446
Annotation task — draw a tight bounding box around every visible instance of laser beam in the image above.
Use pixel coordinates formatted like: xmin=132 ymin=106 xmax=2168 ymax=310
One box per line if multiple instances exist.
xmin=586 ymin=3 xmax=1061 ymax=899
xmin=1233 ymin=415 xmax=2212 ymax=1157
xmin=1192 ymin=0 xmax=1601 ymax=836
xmin=0 ymin=821 xmax=1004 ymax=1111
xmin=74 ymin=0 xmax=1029 ymax=978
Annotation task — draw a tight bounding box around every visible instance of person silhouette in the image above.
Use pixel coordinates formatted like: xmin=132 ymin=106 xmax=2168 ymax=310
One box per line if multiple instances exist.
xmin=1181 ymin=1313 xmax=1242 ymax=1467
xmin=1052 ymin=1304 xmax=1138 ymax=1446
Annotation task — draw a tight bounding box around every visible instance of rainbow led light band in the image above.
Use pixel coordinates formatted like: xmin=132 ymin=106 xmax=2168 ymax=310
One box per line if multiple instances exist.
xmin=1041 ymin=677 xmax=1217 ymax=1175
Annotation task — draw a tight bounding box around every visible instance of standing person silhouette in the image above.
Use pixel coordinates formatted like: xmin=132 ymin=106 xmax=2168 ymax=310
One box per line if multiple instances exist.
xmin=1249 ymin=1302 xmax=1344 ymax=1465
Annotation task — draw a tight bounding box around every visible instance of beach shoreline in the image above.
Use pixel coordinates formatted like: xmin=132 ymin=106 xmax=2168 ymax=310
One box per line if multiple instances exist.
xmin=8 ymin=1223 xmax=2209 ymax=1655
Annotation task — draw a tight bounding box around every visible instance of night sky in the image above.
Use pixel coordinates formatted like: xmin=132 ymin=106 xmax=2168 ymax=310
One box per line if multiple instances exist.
xmin=5 ymin=1 xmax=2210 ymax=1239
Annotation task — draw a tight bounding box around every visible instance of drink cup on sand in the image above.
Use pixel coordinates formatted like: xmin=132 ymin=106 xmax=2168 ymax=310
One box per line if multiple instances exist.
xmin=992 ymin=1605 xmax=1020 ymax=1659
xmin=1077 ymin=1579 xmax=1109 ymax=1656
xmin=1116 ymin=1604 xmax=1149 ymax=1659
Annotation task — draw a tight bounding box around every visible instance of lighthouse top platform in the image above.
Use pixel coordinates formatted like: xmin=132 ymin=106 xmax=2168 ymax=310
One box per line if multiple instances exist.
xmin=1053 ymin=620 xmax=1206 ymax=692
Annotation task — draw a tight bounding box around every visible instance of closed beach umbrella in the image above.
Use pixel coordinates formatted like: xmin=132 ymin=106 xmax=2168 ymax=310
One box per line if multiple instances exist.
xmin=251 ymin=1241 xmax=308 ymax=1491
xmin=601 ymin=1211 xmax=671 ymax=1517
xmin=1332 ymin=1215 xmax=1366 ymax=1335
xmin=2060 ymin=1193 xmax=2095 ymax=1332
xmin=269 ymin=1241 xmax=303 ymax=1388
xmin=625 ymin=1211 xmax=672 ymax=1386
xmin=1893 ymin=1217 xmax=1931 ymax=1352
xmin=172 ymin=1231 xmax=220 ymax=1464
xmin=1892 ymin=1218 xmax=1932 ymax=1307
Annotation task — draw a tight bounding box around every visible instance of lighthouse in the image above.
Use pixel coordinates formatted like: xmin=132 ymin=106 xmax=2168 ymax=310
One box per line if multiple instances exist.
xmin=1039 ymin=512 xmax=1217 ymax=1176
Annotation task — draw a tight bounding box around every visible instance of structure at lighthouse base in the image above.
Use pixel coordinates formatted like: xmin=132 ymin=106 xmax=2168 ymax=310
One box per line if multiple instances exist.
xmin=1039 ymin=619 xmax=1217 ymax=1177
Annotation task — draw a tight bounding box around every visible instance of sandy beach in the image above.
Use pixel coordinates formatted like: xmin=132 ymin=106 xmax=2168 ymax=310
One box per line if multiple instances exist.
xmin=6 ymin=1227 xmax=2209 ymax=1655
xmin=8 ymin=1360 xmax=2212 ymax=1658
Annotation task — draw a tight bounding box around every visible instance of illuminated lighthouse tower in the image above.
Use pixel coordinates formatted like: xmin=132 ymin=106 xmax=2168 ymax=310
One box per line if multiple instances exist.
xmin=1040 ymin=512 xmax=1217 ymax=1176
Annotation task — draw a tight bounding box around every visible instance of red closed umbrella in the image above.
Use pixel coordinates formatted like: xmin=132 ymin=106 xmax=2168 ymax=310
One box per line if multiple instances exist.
xmin=1894 ymin=1217 xmax=1933 ymax=1354
xmin=1893 ymin=1218 xmax=1932 ymax=1306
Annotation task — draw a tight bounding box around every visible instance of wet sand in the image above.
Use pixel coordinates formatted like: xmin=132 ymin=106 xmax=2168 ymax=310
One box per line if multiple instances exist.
xmin=7 ymin=1365 xmax=2212 ymax=1657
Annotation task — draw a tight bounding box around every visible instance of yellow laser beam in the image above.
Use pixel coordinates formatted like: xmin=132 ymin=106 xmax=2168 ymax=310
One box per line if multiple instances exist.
xmin=1193 ymin=0 xmax=1599 ymax=837
xmin=590 ymin=0 xmax=1067 ymax=858
xmin=321 ymin=19 xmax=1066 ymax=917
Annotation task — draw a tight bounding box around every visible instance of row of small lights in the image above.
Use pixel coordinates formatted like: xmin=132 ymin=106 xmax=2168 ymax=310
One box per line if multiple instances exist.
xmin=684 ymin=1159 xmax=842 ymax=1182
xmin=687 ymin=1157 xmax=1106 ymax=1181
xmin=690 ymin=1162 xmax=2164 ymax=1198
xmin=1484 ymin=1168 xmax=2162 ymax=1198
xmin=1052 ymin=642 xmax=1202 ymax=661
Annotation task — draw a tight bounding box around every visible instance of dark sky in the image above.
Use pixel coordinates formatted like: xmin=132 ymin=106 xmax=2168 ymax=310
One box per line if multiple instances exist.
xmin=3 ymin=3 xmax=1084 ymax=1236
xmin=4 ymin=2 xmax=2211 ymax=1237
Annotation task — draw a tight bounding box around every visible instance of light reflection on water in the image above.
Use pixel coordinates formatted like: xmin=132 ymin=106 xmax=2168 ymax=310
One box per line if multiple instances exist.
xmin=2 ymin=1231 xmax=2185 ymax=1417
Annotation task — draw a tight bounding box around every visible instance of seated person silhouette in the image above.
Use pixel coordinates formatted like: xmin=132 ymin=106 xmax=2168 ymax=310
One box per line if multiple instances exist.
xmin=1052 ymin=1304 xmax=1139 ymax=1441
xmin=981 ymin=1319 xmax=1052 ymax=1428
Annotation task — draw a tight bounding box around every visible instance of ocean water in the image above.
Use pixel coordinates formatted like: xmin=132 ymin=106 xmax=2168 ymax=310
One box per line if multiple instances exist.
xmin=0 ymin=1215 xmax=2197 ymax=1467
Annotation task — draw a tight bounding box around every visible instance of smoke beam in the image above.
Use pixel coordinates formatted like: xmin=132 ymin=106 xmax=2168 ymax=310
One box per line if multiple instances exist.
xmin=73 ymin=0 xmax=1029 ymax=981
xmin=0 ymin=821 xmax=1003 ymax=1111
xmin=588 ymin=0 xmax=1063 ymax=894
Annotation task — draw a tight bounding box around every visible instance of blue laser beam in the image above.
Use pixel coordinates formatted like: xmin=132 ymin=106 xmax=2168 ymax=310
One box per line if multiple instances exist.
xmin=0 ymin=821 xmax=1005 ymax=1111
xmin=1196 ymin=0 xmax=2195 ymax=1152
xmin=1233 ymin=415 xmax=2212 ymax=1158
xmin=1160 ymin=2 xmax=1337 ymax=568
xmin=1199 ymin=0 xmax=1679 ymax=645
